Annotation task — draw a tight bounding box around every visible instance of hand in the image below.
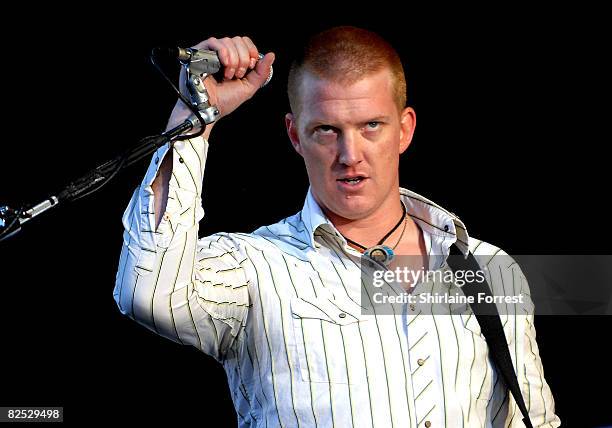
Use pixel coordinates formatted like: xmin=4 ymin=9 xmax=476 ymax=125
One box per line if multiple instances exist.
xmin=166 ymin=36 xmax=275 ymax=131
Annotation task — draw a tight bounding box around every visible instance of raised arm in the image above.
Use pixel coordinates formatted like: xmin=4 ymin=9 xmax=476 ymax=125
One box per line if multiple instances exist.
xmin=113 ymin=36 xmax=274 ymax=361
xmin=153 ymin=36 xmax=275 ymax=229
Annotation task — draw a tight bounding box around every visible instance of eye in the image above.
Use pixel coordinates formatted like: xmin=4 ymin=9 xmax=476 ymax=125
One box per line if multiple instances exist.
xmin=366 ymin=121 xmax=380 ymax=129
xmin=314 ymin=125 xmax=337 ymax=135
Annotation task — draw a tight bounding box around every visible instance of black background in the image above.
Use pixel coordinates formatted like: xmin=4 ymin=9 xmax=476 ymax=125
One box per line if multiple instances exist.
xmin=0 ymin=5 xmax=609 ymax=427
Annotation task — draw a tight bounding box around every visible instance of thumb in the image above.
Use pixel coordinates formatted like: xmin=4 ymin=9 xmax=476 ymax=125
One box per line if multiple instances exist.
xmin=246 ymin=52 xmax=275 ymax=89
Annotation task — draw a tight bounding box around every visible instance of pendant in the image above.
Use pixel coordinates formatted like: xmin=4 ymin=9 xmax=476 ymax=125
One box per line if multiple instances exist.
xmin=364 ymin=244 xmax=395 ymax=266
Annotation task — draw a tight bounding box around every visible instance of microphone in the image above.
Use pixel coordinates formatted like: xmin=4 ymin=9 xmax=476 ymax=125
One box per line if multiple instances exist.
xmin=168 ymin=47 xmax=273 ymax=86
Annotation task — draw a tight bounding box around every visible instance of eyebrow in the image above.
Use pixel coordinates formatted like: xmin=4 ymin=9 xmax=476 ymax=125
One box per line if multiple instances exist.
xmin=364 ymin=116 xmax=391 ymax=123
xmin=307 ymin=115 xmax=392 ymax=128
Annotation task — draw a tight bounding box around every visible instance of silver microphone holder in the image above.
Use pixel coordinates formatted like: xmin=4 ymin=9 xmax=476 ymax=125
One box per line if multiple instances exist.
xmin=179 ymin=48 xmax=221 ymax=126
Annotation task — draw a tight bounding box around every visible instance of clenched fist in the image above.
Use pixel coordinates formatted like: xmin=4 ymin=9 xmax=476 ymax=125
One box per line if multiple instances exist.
xmin=166 ymin=36 xmax=275 ymax=131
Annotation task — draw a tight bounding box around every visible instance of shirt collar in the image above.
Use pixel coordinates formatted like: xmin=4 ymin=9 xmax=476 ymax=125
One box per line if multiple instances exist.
xmin=300 ymin=186 xmax=470 ymax=256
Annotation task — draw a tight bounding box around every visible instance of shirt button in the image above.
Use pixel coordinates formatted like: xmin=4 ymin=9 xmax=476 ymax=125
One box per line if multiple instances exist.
xmin=178 ymin=157 xmax=185 ymax=163
xmin=314 ymin=242 xmax=321 ymax=248
xmin=339 ymin=313 xmax=346 ymax=319
xmin=417 ymin=358 xmax=426 ymax=366
xmin=444 ymin=225 xmax=449 ymax=232
xmin=425 ymin=421 xmax=432 ymax=427
xmin=163 ymin=213 xmax=171 ymax=221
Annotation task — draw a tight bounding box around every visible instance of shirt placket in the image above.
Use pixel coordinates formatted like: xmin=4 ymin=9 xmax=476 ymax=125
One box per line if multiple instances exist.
xmin=407 ymin=285 xmax=445 ymax=428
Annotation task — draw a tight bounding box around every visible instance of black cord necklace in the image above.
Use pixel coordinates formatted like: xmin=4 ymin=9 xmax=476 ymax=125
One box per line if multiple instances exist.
xmin=341 ymin=201 xmax=407 ymax=265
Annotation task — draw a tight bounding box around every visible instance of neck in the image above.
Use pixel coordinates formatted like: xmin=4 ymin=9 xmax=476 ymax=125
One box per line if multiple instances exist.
xmin=324 ymin=195 xmax=406 ymax=250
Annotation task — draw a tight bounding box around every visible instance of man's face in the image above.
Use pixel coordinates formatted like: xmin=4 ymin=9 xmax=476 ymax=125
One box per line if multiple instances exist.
xmin=285 ymin=69 xmax=416 ymax=221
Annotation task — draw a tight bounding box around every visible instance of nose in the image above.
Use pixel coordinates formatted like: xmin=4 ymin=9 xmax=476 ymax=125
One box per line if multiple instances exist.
xmin=337 ymin=131 xmax=363 ymax=167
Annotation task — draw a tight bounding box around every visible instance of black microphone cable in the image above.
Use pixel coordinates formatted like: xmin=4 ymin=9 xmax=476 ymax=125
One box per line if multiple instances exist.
xmin=150 ymin=46 xmax=208 ymax=141
xmin=62 ymin=47 xmax=208 ymax=203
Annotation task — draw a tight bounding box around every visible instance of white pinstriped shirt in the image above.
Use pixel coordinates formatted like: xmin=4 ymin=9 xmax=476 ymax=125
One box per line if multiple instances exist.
xmin=113 ymin=136 xmax=561 ymax=428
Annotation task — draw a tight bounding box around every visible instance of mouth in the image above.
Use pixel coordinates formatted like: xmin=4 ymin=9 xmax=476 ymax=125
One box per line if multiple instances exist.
xmin=336 ymin=175 xmax=368 ymax=188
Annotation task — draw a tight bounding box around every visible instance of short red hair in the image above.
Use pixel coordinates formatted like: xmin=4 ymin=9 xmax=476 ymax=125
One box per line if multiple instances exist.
xmin=287 ymin=26 xmax=407 ymax=117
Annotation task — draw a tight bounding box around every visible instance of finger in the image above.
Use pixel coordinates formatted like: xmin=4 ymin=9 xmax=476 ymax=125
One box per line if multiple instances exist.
xmin=242 ymin=36 xmax=259 ymax=69
xmin=219 ymin=37 xmax=239 ymax=80
xmin=193 ymin=37 xmax=229 ymax=65
xmin=191 ymin=37 xmax=232 ymax=85
xmin=232 ymin=36 xmax=251 ymax=79
xmin=245 ymin=52 xmax=275 ymax=89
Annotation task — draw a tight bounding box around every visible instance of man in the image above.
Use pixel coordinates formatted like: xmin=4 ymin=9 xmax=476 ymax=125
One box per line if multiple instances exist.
xmin=114 ymin=27 xmax=560 ymax=427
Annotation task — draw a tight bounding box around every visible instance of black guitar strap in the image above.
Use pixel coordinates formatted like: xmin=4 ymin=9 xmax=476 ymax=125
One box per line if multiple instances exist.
xmin=447 ymin=244 xmax=534 ymax=428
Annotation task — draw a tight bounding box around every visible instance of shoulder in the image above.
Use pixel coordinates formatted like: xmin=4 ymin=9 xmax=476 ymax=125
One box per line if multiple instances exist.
xmin=197 ymin=211 xmax=310 ymax=259
xmin=468 ymin=236 xmax=508 ymax=258
xmin=251 ymin=212 xmax=311 ymax=252
xmin=466 ymin=236 xmax=531 ymax=301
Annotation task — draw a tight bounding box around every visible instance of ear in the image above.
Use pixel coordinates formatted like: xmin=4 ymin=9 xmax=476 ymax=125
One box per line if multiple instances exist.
xmin=285 ymin=113 xmax=303 ymax=156
xmin=399 ymin=106 xmax=416 ymax=154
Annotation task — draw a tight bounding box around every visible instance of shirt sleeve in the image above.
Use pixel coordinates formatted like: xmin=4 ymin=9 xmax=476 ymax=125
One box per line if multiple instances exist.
xmin=113 ymin=136 xmax=251 ymax=362
xmin=519 ymin=271 xmax=562 ymax=428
